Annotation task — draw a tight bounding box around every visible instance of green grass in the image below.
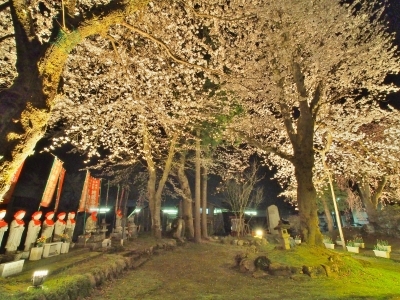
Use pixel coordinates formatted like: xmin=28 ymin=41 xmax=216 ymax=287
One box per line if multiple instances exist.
xmin=85 ymin=241 xmax=400 ymax=300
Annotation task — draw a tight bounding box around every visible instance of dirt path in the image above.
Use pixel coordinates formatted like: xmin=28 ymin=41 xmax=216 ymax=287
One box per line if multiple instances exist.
xmin=85 ymin=241 xmax=400 ymax=300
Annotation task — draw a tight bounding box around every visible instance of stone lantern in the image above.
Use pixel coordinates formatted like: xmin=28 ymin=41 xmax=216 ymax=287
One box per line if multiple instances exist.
xmin=274 ymin=222 xmax=291 ymax=250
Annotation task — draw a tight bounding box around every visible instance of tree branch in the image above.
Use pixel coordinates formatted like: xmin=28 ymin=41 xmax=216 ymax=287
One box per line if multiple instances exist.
xmin=371 ymin=175 xmax=388 ymax=206
xmin=292 ymin=61 xmax=307 ymax=98
xmin=0 ymin=33 xmax=14 ymax=43
xmin=237 ymin=132 xmax=294 ymax=163
xmin=310 ymin=81 xmax=323 ymax=119
xmin=121 ymin=21 xmax=225 ymax=77
xmin=279 ymin=100 xmax=297 ymax=147
xmin=0 ymin=1 xmax=10 ymax=12
xmin=179 ymin=0 xmax=257 ymax=22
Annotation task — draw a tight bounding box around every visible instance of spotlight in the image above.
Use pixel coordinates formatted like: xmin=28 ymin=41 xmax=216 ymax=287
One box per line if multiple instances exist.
xmin=28 ymin=270 xmax=48 ymax=290
xmin=255 ymin=229 xmax=264 ymax=238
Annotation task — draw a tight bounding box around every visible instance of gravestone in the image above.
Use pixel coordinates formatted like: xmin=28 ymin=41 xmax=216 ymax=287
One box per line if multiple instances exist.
xmin=42 ymin=242 xmax=62 ymax=258
xmin=267 ymin=205 xmax=280 ymax=234
xmin=0 ymin=260 xmax=24 ymax=277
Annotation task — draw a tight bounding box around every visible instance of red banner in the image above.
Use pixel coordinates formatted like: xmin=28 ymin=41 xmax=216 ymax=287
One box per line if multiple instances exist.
xmin=54 ymin=168 xmax=66 ymax=212
xmin=78 ymin=172 xmax=101 ymax=212
xmin=78 ymin=171 xmax=90 ymax=212
xmin=40 ymin=157 xmax=64 ymax=207
xmin=86 ymin=177 xmax=101 ymax=212
xmin=1 ymin=161 xmax=25 ymax=204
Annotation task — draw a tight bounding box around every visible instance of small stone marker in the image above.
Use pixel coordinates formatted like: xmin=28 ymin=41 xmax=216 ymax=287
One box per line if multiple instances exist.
xmin=0 ymin=260 xmax=24 ymax=277
xmin=43 ymin=242 xmax=62 ymax=258
xmin=102 ymin=239 xmax=111 ymax=247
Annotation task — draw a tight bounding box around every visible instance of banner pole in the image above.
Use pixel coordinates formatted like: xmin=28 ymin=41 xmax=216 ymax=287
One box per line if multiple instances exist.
xmin=81 ymin=170 xmax=89 ymax=238
xmin=98 ymin=179 xmax=102 ymax=227
xmin=105 ymin=180 xmax=110 ymax=208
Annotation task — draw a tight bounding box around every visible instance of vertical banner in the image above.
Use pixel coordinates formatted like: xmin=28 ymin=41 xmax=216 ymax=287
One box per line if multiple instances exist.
xmin=78 ymin=171 xmax=90 ymax=212
xmin=40 ymin=157 xmax=64 ymax=207
xmin=119 ymin=188 xmax=125 ymax=211
xmin=54 ymin=168 xmax=66 ymax=212
xmin=115 ymin=185 xmax=120 ymax=213
xmin=1 ymin=161 xmax=25 ymax=204
xmin=86 ymin=177 xmax=101 ymax=212
xmin=105 ymin=180 xmax=110 ymax=207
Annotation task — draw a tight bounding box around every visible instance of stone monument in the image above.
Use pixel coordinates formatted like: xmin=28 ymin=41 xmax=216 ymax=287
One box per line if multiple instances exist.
xmin=171 ymin=218 xmax=184 ymax=242
xmin=0 ymin=210 xmax=8 ymax=248
xmin=5 ymin=210 xmax=26 ymax=253
xmin=41 ymin=211 xmax=55 ymax=242
xmin=127 ymin=216 xmax=137 ymax=238
xmin=65 ymin=212 xmax=76 ymax=241
xmin=85 ymin=211 xmax=98 ymax=234
xmin=53 ymin=212 xmax=67 ymax=241
xmin=99 ymin=218 xmax=109 ymax=239
xmin=267 ymin=205 xmax=280 ymax=234
xmin=114 ymin=209 xmax=123 ymax=234
xmin=24 ymin=211 xmax=42 ymax=251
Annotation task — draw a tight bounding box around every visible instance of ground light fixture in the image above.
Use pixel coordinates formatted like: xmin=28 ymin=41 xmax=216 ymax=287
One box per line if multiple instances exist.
xmin=255 ymin=229 xmax=264 ymax=239
xmin=28 ymin=270 xmax=49 ymax=290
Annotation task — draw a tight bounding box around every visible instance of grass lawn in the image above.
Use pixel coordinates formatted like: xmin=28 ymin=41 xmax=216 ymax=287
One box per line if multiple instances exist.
xmin=84 ymin=240 xmax=400 ymax=300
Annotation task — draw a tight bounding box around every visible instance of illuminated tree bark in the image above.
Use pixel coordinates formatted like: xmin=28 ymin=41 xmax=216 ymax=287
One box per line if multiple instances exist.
xmin=357 ymin=175 xmax=388 ymax=224
xmin=144 ymin=128 xmax=178 ymax=239
xmin=0 ymin=0 xmax=148 ymax=199
xmin=201 ymin=164 xmax=208 ymax=239
xmin=320 ymin=195 xmax=335 ymax=234
xmin=175 ymin=152 xmax=194 ymax=239
xmin=194 ymin=131 xmax=201 ymax=243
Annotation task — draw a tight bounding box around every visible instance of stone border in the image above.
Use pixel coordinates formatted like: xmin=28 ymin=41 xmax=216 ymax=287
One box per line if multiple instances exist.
xmin=14 ymin=239 xmax=178 ymax=300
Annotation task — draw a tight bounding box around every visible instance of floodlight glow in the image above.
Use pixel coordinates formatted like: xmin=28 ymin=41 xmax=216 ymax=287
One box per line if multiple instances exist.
xmin=255 ymin=229 xmax=264 ymax=238
xmin=162 ymin=209 xmax=178 ymax=215
xmin=244 ymin=210 xmax=257 ymax=216
xmin=89 ymin=207 xmax=111 ymax=213
xmin=30 ymin=270 xmax=48 ymax=288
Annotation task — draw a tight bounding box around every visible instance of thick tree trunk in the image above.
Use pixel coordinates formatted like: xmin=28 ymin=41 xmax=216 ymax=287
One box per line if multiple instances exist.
xmin=201 ymin=165 xmax=208 ymax=239
xmin=0 ymin=0 xmax=148 ymax=199
xmin=357 ymin=175 xmax=387 ymax=224
xmin=289 ymin=66 xmax=322 ymax=245
xmin=194 ymin=131 xmax=201 ymax=243
xmin=147 ymin=167 xmax=160 ymax=238
xmin=144 ymin=127 xmax=178 ymax=239
xmin=176 ymin=152 xmax=194 ymax=238
xmin=295 ymin=159 xmax=320 ymax=245
xmin=290 ymin=108 xmax=321 ymax=245
xmin=321 ymin=195 xmax=335 ymax=233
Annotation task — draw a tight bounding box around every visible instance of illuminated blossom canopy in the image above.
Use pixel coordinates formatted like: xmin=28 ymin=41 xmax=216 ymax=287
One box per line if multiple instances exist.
xmin=0 ymin=0 xmax=399 ymax=242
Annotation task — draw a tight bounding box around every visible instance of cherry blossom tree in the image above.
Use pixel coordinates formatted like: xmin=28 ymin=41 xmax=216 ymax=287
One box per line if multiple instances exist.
xmin=320 ymin=108 xmax=400 ymax=225
xmin=219 ymin=161 xmax=264 ymax=237
xmin=0 ymin=0 xmax=149 ymax=199
xmin=1 ymin=0 xmax=399 ymax=247
xmin=225 ymin=0 xmax=400 ymax=244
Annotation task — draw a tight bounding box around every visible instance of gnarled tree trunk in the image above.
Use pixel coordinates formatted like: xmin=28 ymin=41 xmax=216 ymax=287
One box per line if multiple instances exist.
xmin=0 ymin=0 xmax=149 ymax=199
xmin=201 ymin=164 xmax=208 ymax=239
xmin=176 ymin=152 xmax=194 ymax=238
xmin=357 ymin=175 xmax=387 ymax=224
xmin=194 ymin=131 xmax=201 ymax=243
xmin=284 ymin=63 xmax=323 ymax=245
xmin=144 ymin=128 xmax=178 ymax=239
xmin=321 ymin=195 xmax=335 ymax=233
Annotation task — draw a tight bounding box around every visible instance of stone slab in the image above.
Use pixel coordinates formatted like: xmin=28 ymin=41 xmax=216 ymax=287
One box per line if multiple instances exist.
xmin=0 ymin=259 xmax=24 ymax=277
